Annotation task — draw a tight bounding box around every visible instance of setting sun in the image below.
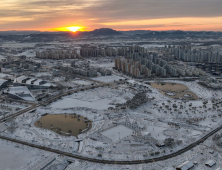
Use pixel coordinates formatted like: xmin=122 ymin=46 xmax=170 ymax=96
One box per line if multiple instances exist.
xmin=66 ymin=26 xmax=82 ymax=32
xmin=53 ymin=26 xmax=84 ymax=32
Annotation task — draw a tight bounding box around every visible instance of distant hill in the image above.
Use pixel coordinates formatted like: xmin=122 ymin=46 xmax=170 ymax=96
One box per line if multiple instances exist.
xmin=0 ymin=28 xmax=221 ymax=42
xmin=90 ymin=28 xmax=122 ymax=36
xmin=120 ymin=30 xmax=152 ymax=35
xmin=0 ymin=30 xmax=41 ymax=35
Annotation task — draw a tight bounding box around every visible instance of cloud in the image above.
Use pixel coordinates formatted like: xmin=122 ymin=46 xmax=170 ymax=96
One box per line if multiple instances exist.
xmin=0 ymin=0 xmax=222 ymax=30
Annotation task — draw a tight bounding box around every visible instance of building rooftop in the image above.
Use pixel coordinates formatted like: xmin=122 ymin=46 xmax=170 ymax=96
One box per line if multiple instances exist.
xmin=14 ymin=76 xmax=27 ymax=83
xmin=8 ymin=86 xmax=35 ymax=101
xmin=0 ymin=79 xmax=8 ymax=86
xmin=26 ymin=78 xmax=36 ymax=84
xmin=205 ymin=160 xmax=216 ymax=167
xmin=14 ymin=76 xmax=52 ymax=87
xmin=176 ymin=161 xmax=194 ymax=170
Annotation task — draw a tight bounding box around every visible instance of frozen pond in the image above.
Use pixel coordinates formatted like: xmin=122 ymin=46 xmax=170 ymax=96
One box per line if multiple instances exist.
xmin=149 ymin=82 xmax=198 ymax=100
xmin=34 ymin=114 xmax=91 ymax=137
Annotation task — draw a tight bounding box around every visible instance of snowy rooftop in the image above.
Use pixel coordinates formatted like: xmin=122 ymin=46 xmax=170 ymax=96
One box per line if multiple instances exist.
xmin=8 ymin=86 xmax=35 ymax=101
xmin=14 ymin=76 xmax=27 ymax=83
xmin=9 ymin=86 xmax=30 ymax=94
xmin=14 ymin=76 xmax=52 ymax=87
xmin=177 ymin=161 xmax=194 ymax=170
xmin=33 ymin=79 xmax=41 ymax=85
xmin=205 ymin=160 xmax=216 ymax=167
xmin=127 ymin=79 xmax=150 ymax=88
xmin=0 ymin=79 xmax=7 ymax=86
xmin=127 ymin=79 xmax=136 ymax=84
xmin=26 ymin=78 xmax=37 ymax=84
xmin=101 ymin=125 xmax=133 ymax=143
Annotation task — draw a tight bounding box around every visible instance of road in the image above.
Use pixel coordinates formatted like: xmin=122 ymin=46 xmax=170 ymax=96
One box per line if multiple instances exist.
xmin=0 ymin=84 xmax=108 ymax=123
xmin=0 ymin=122 xmax=222 ymax=164
xmin=1 ymin=79 xmax=222 ymax=164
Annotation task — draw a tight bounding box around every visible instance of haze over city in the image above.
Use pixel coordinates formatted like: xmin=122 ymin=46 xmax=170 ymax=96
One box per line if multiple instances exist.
xmin=1 ymin=0 xmax=222 ymax=31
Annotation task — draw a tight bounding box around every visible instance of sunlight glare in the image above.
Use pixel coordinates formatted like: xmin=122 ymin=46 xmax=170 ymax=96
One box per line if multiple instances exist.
xmin=54 ymin=26 xmax=84 ymax=32
xmin=67 ymin=26 xmax=82 ymax=32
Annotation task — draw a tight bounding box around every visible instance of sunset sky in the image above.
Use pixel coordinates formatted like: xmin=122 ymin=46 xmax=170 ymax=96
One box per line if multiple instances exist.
xmin=0 ymin=0 xmax=222 ymax=31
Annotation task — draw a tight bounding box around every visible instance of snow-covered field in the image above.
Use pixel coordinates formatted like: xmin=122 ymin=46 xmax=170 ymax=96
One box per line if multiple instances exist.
xmin=51 ymin=98 xmax=115 ymax=110
xmin=13 ymin=50 xmax=36 ymax=57
xmin=140 ymin=44 xmax=165 ymax=48
xmin=91 ymin=75 xmax=125 ymax=83
xmin=0 ymin=54 xmax=5 ymax=59
xmin=50 ymin=87 xmax=133 ymax=110
xmin=101 ymin=125 xmax=133 ymax=142
xmin=0 ymin=123 xmax=6 ymax=132
xmin=92 ymin=63 xmax=114 ymax=68
xmin=0 ymin=42 xmax=36 ymax=48
xmin=35 ymin=72 xmax=52 ymax=78
xmin=0 ymin=140 xmax=42 ymax=170
xmin=72 ymin=80 xmax=92 ymax=86
xmin=0 ymin=73 xmax=13 ymax=79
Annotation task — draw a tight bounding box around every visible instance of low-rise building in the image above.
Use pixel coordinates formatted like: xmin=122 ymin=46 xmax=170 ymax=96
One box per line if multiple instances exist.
xmin=176 ymin=161 xmax=194 ymax=170
xmin=8 ymin=86 xmax=35 ymax=101
xmin=0 ymin=79 xmax=9 ymax=89
xmin=13 ymin=76 xmax=52 ymax=89
xmin=205 ymin=160 xmax=216 ymax=167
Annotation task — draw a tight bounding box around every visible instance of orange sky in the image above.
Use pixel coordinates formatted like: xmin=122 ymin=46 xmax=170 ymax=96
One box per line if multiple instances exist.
xmin=0 ymin=0 xmax=222 ymax=32
xmin=47 ymin=17 xmax=222 ymax=32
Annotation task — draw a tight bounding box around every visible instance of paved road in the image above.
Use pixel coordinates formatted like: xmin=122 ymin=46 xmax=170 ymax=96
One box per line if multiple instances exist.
xmin=0 ymin=122 xmax=222 ymax=164
xmin=1 ymin=79 xmax=222 ymax=164
xmin=0 ymin=84 xmax=107 ymax=123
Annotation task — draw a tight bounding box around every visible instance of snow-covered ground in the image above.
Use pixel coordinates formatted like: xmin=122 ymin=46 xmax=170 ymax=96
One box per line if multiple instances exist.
xmin=72 ymin=80 xmax=92 ymax=86
xmin=35 ymin=72 xmax=52 ymax=78
xmin=50 ymin=87 xmax=133 ymax=110
xmin=0 ymin=73 xmax=13 ymax=79
xmin=91 ymin=63 xmax=114 ymax=68
xmin=0 ymin=42 xmax=36 ymax=48
xmin=0 ymin=54 xmax=5 ymax=59
xmin=0 ymin=140 xmax=43 ymax=170
xmin=0 ymin=123 xmax=6 ymax=132
xmin=101 ymin=125 xmax=133 ymax=142
xmin=13 ymin=50 xmax=36 ymax=57
xmin=140 ymin=44 xmax=165 ymax=48
xmin=51 ymin=98 xmax=115 ymax=110
xmin=91 ymin=75 xmax=125 ymax=83
xmin=1 ymin=40 xmax=222 ymax=169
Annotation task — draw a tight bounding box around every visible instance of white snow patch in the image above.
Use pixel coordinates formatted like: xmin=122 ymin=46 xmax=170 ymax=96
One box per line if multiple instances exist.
xmin=92 ymin=63 xmax=114 ymax=68
xmin=72 ymin=80 xmax=92 ymax=86
xmin=101 ymin=125 xmax=133 ymax=142
xmin=91 ymin=75 xmax=124 ymax=83
xmin=0 ymin=141 xmax=42 ymax=170
xmin=50 ymin=98 xmax=115 ymax=110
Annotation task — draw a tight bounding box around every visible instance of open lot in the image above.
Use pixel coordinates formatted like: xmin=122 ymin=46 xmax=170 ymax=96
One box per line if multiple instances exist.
xmin=101 ymin=125 xmax=134 ymax=143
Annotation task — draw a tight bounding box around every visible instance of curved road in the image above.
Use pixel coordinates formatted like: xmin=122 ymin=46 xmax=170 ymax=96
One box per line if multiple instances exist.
xmin=0 ymin=83 xmax=222 ymax=164
xmin=0 ymin=84 xmax=106 ymax=123
xmin=0 ymin=122 xmax=222 ymax=164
